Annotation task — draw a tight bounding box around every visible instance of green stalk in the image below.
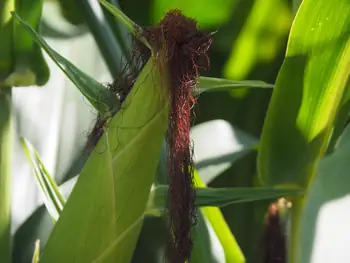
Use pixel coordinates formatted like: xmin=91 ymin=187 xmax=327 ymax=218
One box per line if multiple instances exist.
xmin=0 ymin=1 xmax=13 ymax=262
xmin=0 ymin=88 xmax=12 ymax=263
xmin=194 ymin=171 xmax=245 ymax=263
xmin=101 ymin=0 xmax=132 ymax=65
xmin=0 ymin=0 xmax=14 ymax=85
xmin=99 ymin=0 xmax=151 ymax=49
xmin=288 ymin=196 xmax=304 ymax=263
xmin=77 ymin=0 xmax=124 ymax=76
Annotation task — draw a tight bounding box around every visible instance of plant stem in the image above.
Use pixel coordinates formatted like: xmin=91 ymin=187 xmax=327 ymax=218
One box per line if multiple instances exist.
xmin=288 ymin=196 xmax=304 ymax=263
xmin=77 ymin=0 xmax=124 ymax=76
xmin=0 ymin=88 xmax=12 ymax=263
xmin=101 ymin=0 xmax=132 ymax=65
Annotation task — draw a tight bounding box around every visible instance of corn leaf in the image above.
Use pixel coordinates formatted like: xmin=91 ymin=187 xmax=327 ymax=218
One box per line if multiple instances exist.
xmin=31 ymin=240 xmax=40 ymax=263
xmin=146 ymin=185 xmax=303 ymax=213
xmin=298 ymin=124 xmax=350 ymax=262
xmin=99 ymin=0 xmax=150 ymax=49
xmin=198 ymin=76 xmax=273 ymax=95
xmin=20 ymin=137 xmax=65 ymax=222
xmin=11 ymin=12 xmax=118 ymax=118
xmin=38 ymin=58 xmax=168 ymax=263
xmin=257 ymin=1 xmax=350 ymax=262
xmin=258 ymin=0 xmax=350 ymax=187
xmin=193 ymin=171 xmax=245 ymax=263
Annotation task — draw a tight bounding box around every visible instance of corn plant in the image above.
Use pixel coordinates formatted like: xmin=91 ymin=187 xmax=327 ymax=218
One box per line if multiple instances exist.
xmin=1 ymin=0 xmax=349 ymax=263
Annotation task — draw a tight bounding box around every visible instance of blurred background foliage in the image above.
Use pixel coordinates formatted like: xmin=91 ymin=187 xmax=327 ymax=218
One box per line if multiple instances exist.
xmin=9 ymin=0 xmax=295 ymax=262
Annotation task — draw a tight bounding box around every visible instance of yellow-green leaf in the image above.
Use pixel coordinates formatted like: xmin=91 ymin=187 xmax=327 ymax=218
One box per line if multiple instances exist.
xmin=39 ymin=59 xmax=169 ymax=263
xmin=20 ymin=137 xmax=65 ymax=222
xmin=258 ymin=0 xmax=350 ymax=187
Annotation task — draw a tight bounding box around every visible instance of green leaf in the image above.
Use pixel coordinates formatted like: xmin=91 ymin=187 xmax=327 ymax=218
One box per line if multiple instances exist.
xmin=326 ymin=85 xmax=350 ymax=154
xmin=298 ymin=124 xmax=350 ymax=262
xmin=38 ymin=59 xmax=169 ymax=263
xmin=257 ymin=1 xmax=350 ymax=262
xmin=20 ymin=137 xmax=65 ymax=222
xmin=0 ymin=89 xmax=12 ymax=263
xmin=190 ymin=210 xmax=221 ymax=263
xmin=12 ymin=205 xmax=51 ymax=263
xmin=146 ymin=185 xmax=303 ymax=214
xmin=11 ymin=12 xmax=118 ymax=118
xmin=99 ymin=0 xmax=151 ymax=49
xmin=193 ymin=171 xmax=245 ymax=263
xmin=12 ymin=177 xmax=78 ymax=263
xmin=76 ymin=0 xmax=126 ymax=76
xmin=198 ymin=76 xmax=273 ymax=95
xmin=31 ymin=240 xmax=40 ymax=263
xmin=151 ymin=0 xmax=239 ymax=28
xmin=152 ymin=141 xmax=246 ymax=262
xmin=223 ymin=0 xmax=292 ymax=80
xmin=258 ymin=0 xmax=350 ymax=187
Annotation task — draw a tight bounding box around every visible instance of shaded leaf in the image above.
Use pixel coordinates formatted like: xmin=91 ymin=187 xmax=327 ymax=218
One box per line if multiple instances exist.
xmin=298 ymin=124 xmax=350 ymax=263
xmin=146 ymin=185 xmax=303 ymax=213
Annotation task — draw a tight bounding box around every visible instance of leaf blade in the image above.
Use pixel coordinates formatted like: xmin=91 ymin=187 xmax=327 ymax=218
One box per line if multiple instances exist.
xmin=146 ymin=185 xmax=303 ymax=212
xmin=198 ymin=76 xmax=274 ymax=95
xmin=12 ymin=12 xmax=118 ymax=118
xmin=20 ymin=137 xmax=65 ymax=222
xmin=193 ymin=171 xmax=245 ymax=263
xmin=99 ymin=0 xmax=151 ymax=49
xmin=298 ymin=125 xmax=350 ymax=262
xmin=258 ymin=0 xmax=350 ymax=187
xmin=39 ymin=59 xmax=168 ymax=263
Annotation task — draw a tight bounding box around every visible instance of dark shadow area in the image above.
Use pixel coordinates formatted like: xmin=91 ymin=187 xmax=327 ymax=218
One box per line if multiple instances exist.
xmin=12 ymin=206 xmax=52 ymax=263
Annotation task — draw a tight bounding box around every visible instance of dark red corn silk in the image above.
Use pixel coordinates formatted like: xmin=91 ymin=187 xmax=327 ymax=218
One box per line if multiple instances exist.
xmin=142 ymin=10 xmax=213 ymax=263
xmin=260 ymin=201 xmax=286 ymax=263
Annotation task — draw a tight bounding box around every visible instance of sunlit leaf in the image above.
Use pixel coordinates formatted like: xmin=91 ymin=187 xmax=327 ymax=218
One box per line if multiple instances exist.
xmin=152 ymin=0 xmax=239 ymax=28
xmin=12 ymin=12 xmax=118 ymax=118
xmin=224 ymin=0 xmax=292 ymax=80
xmin=38 ymin=59 xmax=168 ymax=263
xmin=258 ymin=0 xmax=350 ymax=187
xmin=198 ymin=76 xmax=273 ymax=95
xmin=193 ymin=171 xmax=245 ymax=263
xmin=20 ymin=137 xmax=65 ymax=222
